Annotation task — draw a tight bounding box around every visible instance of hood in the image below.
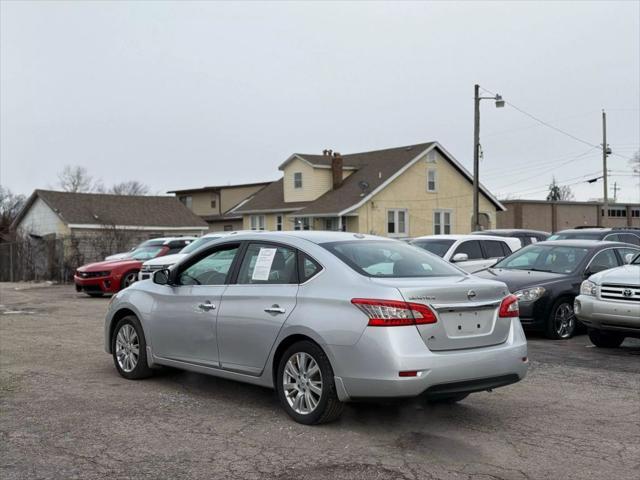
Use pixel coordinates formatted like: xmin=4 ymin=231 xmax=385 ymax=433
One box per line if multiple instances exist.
xmin=78 ymin=258 xmax=143 ymax=272
xmin=590 ymin=264 xmax=640 ymax=286
xmin=475 ymin=268 xmax=568 ymax=292
xmin=105 ymin=252 xmax=130 ymax=261
xmin=142 ymin=253 xmax=187 ymax=267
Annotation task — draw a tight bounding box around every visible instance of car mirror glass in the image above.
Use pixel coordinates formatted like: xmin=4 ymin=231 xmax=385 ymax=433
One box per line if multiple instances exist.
xmin=153 ymin=269 xmax=171 ymax=285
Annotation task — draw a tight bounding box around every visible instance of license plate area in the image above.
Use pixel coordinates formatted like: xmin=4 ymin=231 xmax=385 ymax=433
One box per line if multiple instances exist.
xmin=440 ymin=309 xmax=495 ymax=337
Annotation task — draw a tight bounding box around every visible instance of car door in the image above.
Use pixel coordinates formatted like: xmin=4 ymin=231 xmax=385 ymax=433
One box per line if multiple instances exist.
xmin=451 ymin=240 xmax=488 ymax=272
xmin=217 ymin=242 xmax=299 ymax=375
xmin=148 ymin=243 xmax=241 ymax=367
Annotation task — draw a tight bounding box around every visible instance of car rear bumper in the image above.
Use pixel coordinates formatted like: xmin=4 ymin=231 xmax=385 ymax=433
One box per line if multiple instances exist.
xmin=74 ymin=275 xmax=118 ymax=294
xmin=328 ymin=319 xmax=528 ymax=401
xmin=575 ymin=295 xmax=640 ymax=336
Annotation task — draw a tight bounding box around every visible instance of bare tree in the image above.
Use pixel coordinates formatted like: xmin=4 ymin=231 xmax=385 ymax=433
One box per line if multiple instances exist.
xmin=109 ymin=181 xmax=149 ymax=196
xmin=57 ymin=165 xmax=102 ymax=192
xmin=0 ymin=186 xmax=26 ymax=234
xmin=631 ymin=150 xmax=640 ymax=176
xmin=547 ymin=177 xmax=575 ymax=201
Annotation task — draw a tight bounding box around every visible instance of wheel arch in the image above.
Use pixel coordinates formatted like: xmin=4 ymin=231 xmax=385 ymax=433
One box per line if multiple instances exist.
xmin=270 ymin=334 xmax=327 ymax=389
xmin=107 ymin=308 xmax=137 ymax=353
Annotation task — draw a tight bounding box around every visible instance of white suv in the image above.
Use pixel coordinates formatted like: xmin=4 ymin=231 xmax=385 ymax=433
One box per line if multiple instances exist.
xmin=138 ymin=231 xmax=258 ymax=281
xmin=411 ymin=235 xmax=521 ymax=273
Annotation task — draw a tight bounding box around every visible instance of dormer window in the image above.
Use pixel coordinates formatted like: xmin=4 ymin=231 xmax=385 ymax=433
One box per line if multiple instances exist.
xmin=294 ymin=172 xmax=303 ymax=189
xmin=427 ymin=168 xmax=437 ymax=192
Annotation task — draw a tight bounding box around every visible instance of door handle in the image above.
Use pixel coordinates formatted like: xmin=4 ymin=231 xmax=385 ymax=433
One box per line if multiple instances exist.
xmin=198 ymin=302 xmax=216 ymax=312
xmin=264 ymin=305 xmax=286 ymax=314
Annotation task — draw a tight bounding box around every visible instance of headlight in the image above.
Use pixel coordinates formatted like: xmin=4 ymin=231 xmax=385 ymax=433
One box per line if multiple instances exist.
xmin=580 ymin=280 xmax=597 ymax=296
xmin=514 ymin=286 xmax=546 ymax=302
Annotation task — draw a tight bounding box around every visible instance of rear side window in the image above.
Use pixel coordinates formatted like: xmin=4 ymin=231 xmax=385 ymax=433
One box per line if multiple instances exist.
xmin=454 ymin=241 xmax=483 ymax=260
xmin=237 ymin=243 xmax=298 ymax=284
xmin=299 ymin=253 xmax=322 ymax=282
xmin=619 ymin=233 xmax=640 ymax=246
xmin=482 ymin=240 xmax=507 ymax=259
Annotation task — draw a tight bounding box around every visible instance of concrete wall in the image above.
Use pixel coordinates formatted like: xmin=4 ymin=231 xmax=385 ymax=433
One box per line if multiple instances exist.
xmin=16 ymin=198 xmax=70 ymax=237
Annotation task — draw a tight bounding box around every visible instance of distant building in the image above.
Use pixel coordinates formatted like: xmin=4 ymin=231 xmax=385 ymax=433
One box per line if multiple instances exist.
xmin=168 ymin=182 xmax=271 ymax=232
xmin=233 ymin=142 xmax=504 ymax=236
xmin=497 ymin=199 xmax=640 ymax=232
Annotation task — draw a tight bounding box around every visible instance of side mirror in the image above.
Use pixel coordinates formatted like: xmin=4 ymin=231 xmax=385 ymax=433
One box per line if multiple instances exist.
xmin=153 ymin=269 xmax=171 ymax=286
xmin=452 ymin=253 xmax=469 ymax=263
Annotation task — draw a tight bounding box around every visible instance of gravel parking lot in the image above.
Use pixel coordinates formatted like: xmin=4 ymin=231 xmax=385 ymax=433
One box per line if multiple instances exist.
xmin=1 ymin=283 xmax=639 ymax=480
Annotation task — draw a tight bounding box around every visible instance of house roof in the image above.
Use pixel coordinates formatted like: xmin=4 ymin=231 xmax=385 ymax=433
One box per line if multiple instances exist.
xmin=13 ymin=190 xmax=208 ymax=230
xmin=235 ymin=142 xmax=505 ymax=216
xmin=167 ymin=181 xmax=272 ymax=195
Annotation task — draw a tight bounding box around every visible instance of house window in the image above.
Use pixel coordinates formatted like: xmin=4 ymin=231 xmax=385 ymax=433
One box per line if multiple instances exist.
xmin=632 ymin=209 xmax=640 ymax=218
xmin=325 ymin=218 xmax=339 ymax=231
xmin=387 ymin=209 xmax=408 ymax=236
xmin=211 ymin=198 xmax=217 ymax=209
xmin=179 ymin=195 xmax=193 ymax=209
xmin=276 ymin=215 xmax=283 ymax=231
xmin=606 ymin=207 xmax=627 ymax=217
xmin=433 ymin=210 xmax=452 ymax=235
xmin=294 ymin=172 xmax=303 ymax=189
xmin=294 ymin=217 xmax=310 ymax=230
xmin=223 ymin=225 xmax=233 ymax=231
xmin=427 ymin=169 xmax=437 ymax=192
xmin=250 ymin=215 xmax=265 ymax=231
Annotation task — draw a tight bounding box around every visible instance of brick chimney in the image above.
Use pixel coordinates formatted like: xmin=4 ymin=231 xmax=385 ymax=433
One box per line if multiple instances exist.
xmin=331 ymin=152 xmax=343 ymax=189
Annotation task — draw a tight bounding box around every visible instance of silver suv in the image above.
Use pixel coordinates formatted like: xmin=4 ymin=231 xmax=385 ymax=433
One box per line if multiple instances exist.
xmin=575 ymin=253 xmax=640 ymax=347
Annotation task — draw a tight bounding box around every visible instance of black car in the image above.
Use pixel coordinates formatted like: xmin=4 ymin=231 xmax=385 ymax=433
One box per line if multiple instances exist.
xmin=473 ymin=229 xmax=550 ymax=247
xmin=548 ymin=227 xmax=640 ymax=246
xmin=476 ymin=240 xmax=640 ymax=340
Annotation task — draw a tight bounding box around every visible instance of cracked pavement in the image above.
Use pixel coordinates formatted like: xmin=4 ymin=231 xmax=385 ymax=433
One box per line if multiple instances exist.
xmin=1 ymin=283 xmax=639 ymax=480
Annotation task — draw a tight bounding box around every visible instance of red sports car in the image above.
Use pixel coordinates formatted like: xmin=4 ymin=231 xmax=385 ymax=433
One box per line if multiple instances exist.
xmin=74 ymin=238 xmax=193 ymax=296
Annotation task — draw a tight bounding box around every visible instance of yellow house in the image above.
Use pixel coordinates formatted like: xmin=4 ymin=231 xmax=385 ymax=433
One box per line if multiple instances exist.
xmin=233 ymin=142 xmax=504 ymax=237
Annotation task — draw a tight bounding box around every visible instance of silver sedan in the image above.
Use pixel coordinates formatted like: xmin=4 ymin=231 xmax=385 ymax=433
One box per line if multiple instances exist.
xmin=105 ymin=232 xmax=528 ymax=424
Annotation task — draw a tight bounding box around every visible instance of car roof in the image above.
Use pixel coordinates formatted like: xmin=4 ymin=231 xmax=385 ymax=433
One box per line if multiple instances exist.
xmin=475 ymin=229 xmax=550 ymax=235
xmin=208 ymin=231 xmax=390 ymax=245
xmin=535 ymin=239 xmax=634 ymax=248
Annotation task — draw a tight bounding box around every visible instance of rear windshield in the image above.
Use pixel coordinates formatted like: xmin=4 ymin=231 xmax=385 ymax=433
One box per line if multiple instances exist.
xmin=322 ymin=240 xmax=465 ymax=278
xmin=548 ymin=232 xmax=602 ymax=240
xmin=410 ymin=239 xmax=455 ymax=258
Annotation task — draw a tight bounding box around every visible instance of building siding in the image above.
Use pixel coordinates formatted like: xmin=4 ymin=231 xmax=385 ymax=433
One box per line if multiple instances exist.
xmin=16 ymin=198 xmax=70 ymax=237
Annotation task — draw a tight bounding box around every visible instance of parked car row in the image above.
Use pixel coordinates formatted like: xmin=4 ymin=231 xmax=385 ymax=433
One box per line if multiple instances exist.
xmin=92 ymin=228 xmax=638 ymax=425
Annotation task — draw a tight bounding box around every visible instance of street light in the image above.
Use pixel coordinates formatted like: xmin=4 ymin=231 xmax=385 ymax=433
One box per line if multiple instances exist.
xmin=473 ymin=84 xmax=505 ymax=231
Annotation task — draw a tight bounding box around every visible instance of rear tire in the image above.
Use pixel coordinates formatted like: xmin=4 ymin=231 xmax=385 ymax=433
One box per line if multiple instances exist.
xmin=276 ymin=341 xmax=343 ymax=425
xmin=87 ymin=292 xmax=104 ymax=298
xmin=588 ymin=329 xmax=625 ymax=348
xmin=545 ymin=298 xmax=577 ymax=340
xmin=111 ymin=315 xmax=153 ymax=380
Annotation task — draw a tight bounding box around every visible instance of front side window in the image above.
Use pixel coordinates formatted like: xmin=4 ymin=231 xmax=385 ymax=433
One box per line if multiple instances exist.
xmin=178 ymin=245 xmax=239 ymax=285
xmin=294 ymin=172 xmax=303 ymax=189
xmin=387 ymin=209 xmax=408 ymax=236
xmin=494 ymin=245 xmax=590 ymax=274
xmin=427 ymin=169 xmax=437 ymax=192
xmin=454 ymin=240 xmax=483 ymax=260
xmin=589 ymin=249 xmax=620 ymax=271
xmin=483 ymin=240 xmax=508 ymax=259
xmin=250 ymin=215 xmax=265 ymax=231
xmin=322 ymin=240 xmax=465 ymax=278
xmin=433 ymin=210 xmax=451 ymax=235
xmin=236 ymin=243 xmax=297 ymax=284
xmin=616 ymin=247 xmax=640 ymax=264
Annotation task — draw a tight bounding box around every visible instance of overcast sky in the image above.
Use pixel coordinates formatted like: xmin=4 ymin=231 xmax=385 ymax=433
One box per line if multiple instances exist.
xmin=1 ymin=1 xmax=639 ymax=202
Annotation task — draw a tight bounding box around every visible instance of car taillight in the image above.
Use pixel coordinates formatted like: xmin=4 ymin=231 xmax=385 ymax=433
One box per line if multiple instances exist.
xmin=499 ymin=294 xmax=519 ymax=318
xmin=351 ymin=298 xmax=437 ymax=326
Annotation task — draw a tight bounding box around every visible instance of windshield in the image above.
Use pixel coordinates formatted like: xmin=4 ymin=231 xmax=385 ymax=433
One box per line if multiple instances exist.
xmin=410 ymin=239 xmax=455 ymax=258
xmin=129 ymin=246 xmax=164 ymax=261
xmin=548 ymin=232 xmax=602 ymax=240
xmin=181 ymin=236 xmax=221 ymax=254
xmin=493 ymin=244 xmax=590 ymax=274
xmin=322 ymin=240 xmax=465 ymax=278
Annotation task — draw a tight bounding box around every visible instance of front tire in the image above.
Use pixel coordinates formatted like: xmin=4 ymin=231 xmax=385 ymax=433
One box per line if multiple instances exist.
xmin=545 ymin=298 xmax=577 ymax=339
xmin=120 ymin=271 xmax=139 ymax=290
xmin=111 ymin=315 xmax=153 ymax=380
xmin=276 ymin=341 xmax=343 ymax=425
xmin=588 ymin=329 xmax=625 ymax=348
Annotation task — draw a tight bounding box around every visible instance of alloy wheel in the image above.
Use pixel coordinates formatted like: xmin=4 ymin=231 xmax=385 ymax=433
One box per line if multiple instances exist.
xmin=283 ymin=352 xmax=323 ymax=415
xmin=123 ymin=272 xmax=137 ymax=288
xmin=554 ymin=303 xmax=575 ymax=339
xmin=115 ymin=324 xmax=139 ymax=373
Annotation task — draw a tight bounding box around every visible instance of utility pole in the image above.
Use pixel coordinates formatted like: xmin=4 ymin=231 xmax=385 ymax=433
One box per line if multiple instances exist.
xmin=612 ymin=181 xmax=620 ymax=203
xmin=602 ymin=110 xmax=608 ymax=208
xmin=473 ymin=84 xmax=481 ymax=232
